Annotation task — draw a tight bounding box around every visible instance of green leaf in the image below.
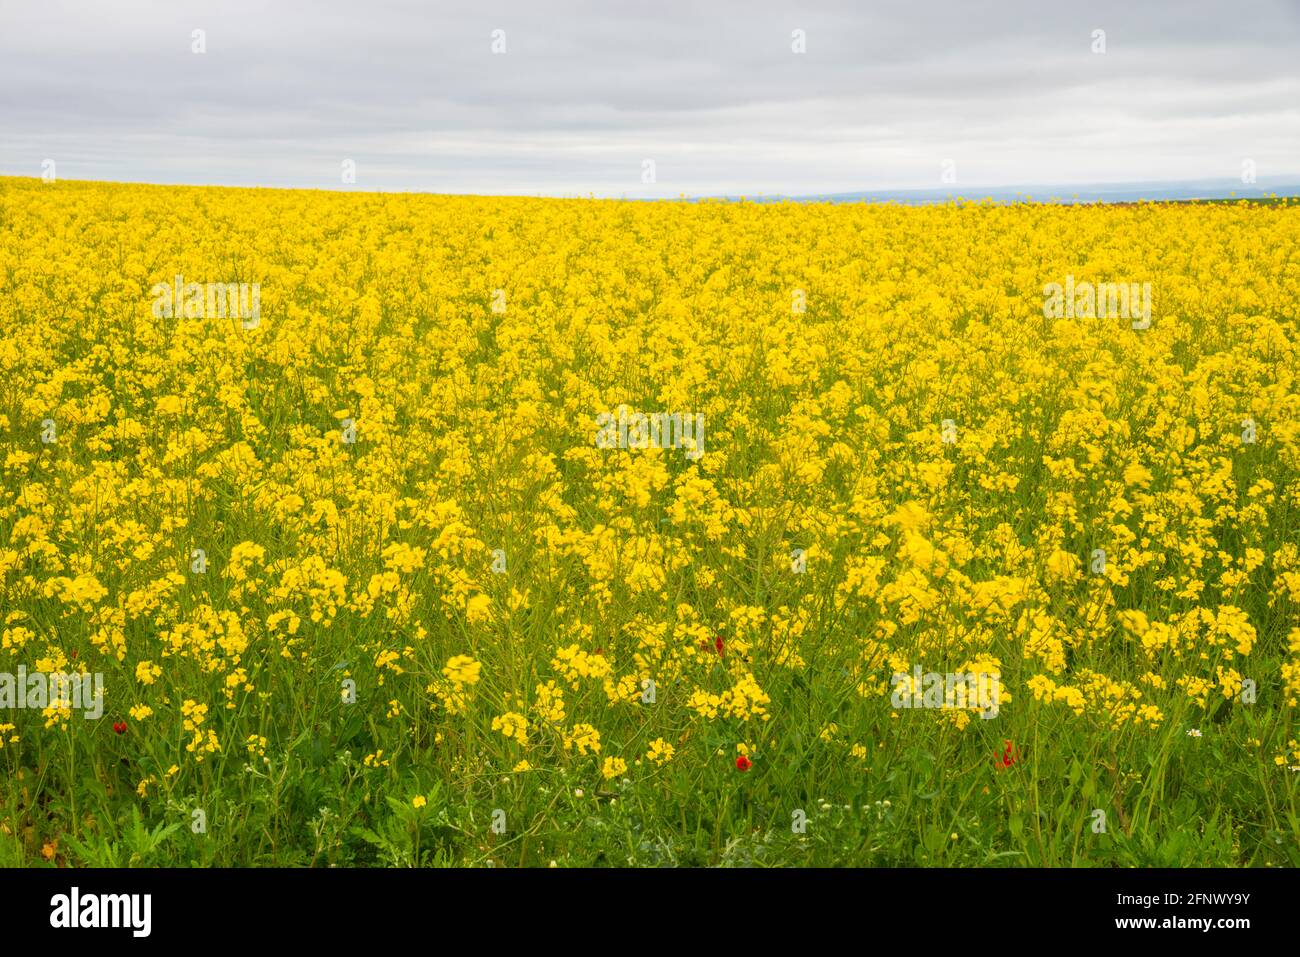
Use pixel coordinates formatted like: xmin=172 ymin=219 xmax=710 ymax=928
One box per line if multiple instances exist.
xmin=1009 ymin=813 xmax=1024 ymax=840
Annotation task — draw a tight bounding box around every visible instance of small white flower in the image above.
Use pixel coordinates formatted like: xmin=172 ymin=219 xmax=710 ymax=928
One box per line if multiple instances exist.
xmin=1187 ymin=728 xmax=1202 ymax=737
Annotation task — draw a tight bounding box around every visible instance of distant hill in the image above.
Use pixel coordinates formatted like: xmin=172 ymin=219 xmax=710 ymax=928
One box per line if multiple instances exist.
xmin=714 ymin=177 xmax=1300 ymax=205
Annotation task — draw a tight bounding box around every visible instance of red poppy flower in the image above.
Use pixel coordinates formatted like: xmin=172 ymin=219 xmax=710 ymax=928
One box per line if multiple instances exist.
xmin=715 ymin=635 xmax=725 ymax=656
xmin=735 ymin=755 xmax=752 ymax=772
xmin=112 ymin=721 xmax=127 ymax=735
xmin=995 ymin=740 xmax=1017 ymax=769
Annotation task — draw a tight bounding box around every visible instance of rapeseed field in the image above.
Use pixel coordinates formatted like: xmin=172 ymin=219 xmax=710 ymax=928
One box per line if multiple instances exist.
xmin=1 ymin=176 xmax=1298 ymax=866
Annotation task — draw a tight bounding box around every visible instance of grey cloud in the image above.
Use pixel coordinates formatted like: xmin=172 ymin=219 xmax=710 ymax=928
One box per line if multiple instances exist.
xmin=1 ymin=0 xmax=1297 ymax=194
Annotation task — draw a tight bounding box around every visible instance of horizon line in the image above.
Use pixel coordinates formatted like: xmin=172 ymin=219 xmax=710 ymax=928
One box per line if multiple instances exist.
xmin=4 ymin=172 xmax=1300 ymax=204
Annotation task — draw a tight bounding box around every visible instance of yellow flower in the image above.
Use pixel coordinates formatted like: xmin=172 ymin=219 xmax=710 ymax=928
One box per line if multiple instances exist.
xmin=563 ymin=723 xmax=601 ymax=755
xmin=155 ymin=394 xmax=184 ymax=416
xmin=646 ymin=738 xmax=675 ymax=765
xmin=442 ymin=655 xmax=481 ymax=687
xmin=465 ymin=593 xmax=493 ymax=624
xmin=135 ymin=661 xmax=161 ymax=685
xmin=491 ymin=711 xmax=529 ymax=746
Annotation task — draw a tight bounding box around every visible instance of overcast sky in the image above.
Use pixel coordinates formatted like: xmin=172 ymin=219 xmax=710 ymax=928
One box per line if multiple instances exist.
xmin=2 ymin=0 xmax=1298 ymax=196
